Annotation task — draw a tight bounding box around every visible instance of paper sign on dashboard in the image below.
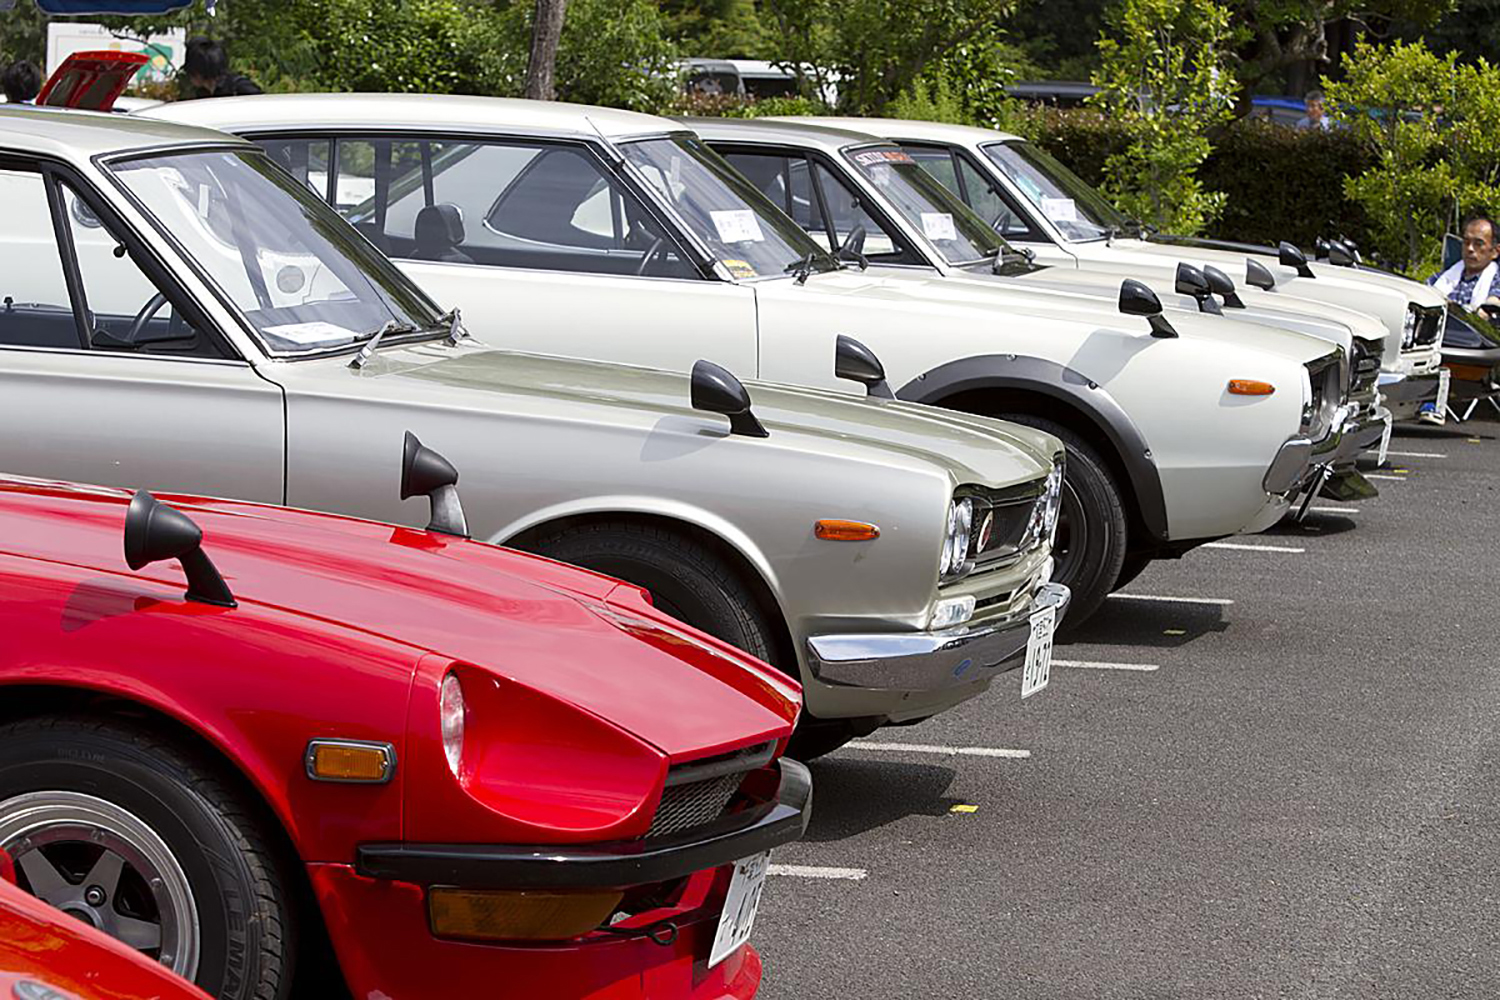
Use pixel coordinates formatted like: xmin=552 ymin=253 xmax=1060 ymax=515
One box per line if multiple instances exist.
xmin=711 ymin=209 xmax=765 ymax=244
xmin=261 ymin=321 xmax=358 ymax=347
xmin=921 ymin=212 xmax=957 ymax=241
xmin=1041 ymin=197 xmax=1079 ymax=222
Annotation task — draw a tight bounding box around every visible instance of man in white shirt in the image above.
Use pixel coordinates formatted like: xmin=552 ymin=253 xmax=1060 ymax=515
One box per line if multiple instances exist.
xmin=1296 ymin=90 xmax=1333 ymax=131
xmin=1421 ymin=216 xmax=1500 ymax=422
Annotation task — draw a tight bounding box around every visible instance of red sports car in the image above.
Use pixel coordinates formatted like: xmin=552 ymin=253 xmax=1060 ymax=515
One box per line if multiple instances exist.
xmin=1 ymin=877 xmax=211 ymax=1000
xmin=0 ymin=437 xmax=808 ymax=1000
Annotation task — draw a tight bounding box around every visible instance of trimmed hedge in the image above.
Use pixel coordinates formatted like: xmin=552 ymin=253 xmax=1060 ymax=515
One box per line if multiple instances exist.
xmin=1003 ymin=107 xmax=1375 ymax=252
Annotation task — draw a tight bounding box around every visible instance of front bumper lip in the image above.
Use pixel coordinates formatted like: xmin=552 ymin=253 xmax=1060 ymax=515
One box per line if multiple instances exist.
xmin=1263 ymin=402 xmax=1387 ymax=493
xmin=354 ymin=759 xmax=812 ymax=890
xmin=805 ymin=581 xmax=1070 ymax=690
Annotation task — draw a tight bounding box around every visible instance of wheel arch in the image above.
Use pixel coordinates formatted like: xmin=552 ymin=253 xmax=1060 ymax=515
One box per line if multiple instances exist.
xmin=899 ymin=355 xmax=1169 ymax=544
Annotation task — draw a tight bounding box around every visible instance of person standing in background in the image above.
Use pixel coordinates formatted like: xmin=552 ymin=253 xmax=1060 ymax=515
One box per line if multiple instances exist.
xmin=1 ymin=60 xmax=41 ymax=104
xmin=1296 ymin=89 xmax=1332 ymax=131
xmin=183 ymin=37 xmax=262 ymax=98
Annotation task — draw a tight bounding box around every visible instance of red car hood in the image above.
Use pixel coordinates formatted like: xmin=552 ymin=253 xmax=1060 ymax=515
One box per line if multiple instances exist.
xmin=0 ymin=478 xmax=799 ymax=758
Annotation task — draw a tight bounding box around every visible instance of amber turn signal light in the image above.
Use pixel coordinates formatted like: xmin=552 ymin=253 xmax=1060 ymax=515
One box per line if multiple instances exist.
xmin=304 ymin=740 xmax=396 ymax=783
xmin=814 ymin=519 xmax=880 ymax=541
xmin=428 ymin=888 xmax=623 ymax=941
xmin=1227 ymin=379 xmax=1275 ymax=396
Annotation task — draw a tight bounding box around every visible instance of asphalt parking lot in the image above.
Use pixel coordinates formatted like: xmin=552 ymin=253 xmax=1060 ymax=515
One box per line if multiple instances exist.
xmin=756 ymin=421 xmax=1500 ymax=1000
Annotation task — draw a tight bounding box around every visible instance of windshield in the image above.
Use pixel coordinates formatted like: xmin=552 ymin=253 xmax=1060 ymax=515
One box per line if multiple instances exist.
xmin=108 ymin=149 xmax=441 ymax=356
xmin=621 ymin=135 xmax=836 ymax=281
xmin=842 ymin=146 xmax=1005 ymax=265
xmin=982 ymin=140 xmax=1127 ymax=242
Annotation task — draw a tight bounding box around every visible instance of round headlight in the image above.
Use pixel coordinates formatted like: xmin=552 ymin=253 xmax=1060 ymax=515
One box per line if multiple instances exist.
xmin=941 ymin=498 xmax=974 ymax=579
xmin=439 ymin=672 xmax=466 ymax=777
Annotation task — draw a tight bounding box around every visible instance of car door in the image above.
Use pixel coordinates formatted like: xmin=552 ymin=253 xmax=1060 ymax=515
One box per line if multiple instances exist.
xmin=256 ymin=133 xmax=759 ymax=377
xmin=0 ymin=163 xmax=284 ymax=501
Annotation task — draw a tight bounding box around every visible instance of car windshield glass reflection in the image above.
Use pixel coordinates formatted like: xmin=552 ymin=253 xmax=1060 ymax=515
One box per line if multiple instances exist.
xmin=109 ymin=150 xmax=440 ymax=356
xmin=841 ymin=146 xmax=1004 ymax=266
xmin=621 ymin=135 xmax=836 ymax=281
xmin=981 ymin=141 xmax=1127 ymax=242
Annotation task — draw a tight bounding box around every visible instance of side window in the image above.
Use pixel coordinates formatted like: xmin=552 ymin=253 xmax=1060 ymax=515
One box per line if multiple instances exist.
xmin=722 ymin=151 xmax=831 ymax=250
xmin=809 ymin=162 xmax=917 ymax=262
xmin=259 ymin=138 xmax=331 ymax=198
xmin=0 ymin=170 xmax=76 ymax=349
xmin=956 ymin=156 xmax=1041 ymax=240
xmin=905 ymin=147 xmax=960 ymax=191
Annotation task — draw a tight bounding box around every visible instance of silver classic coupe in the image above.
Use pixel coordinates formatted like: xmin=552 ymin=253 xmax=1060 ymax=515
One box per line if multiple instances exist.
xmin=0 ymin=108 xmax=1066 ymax=756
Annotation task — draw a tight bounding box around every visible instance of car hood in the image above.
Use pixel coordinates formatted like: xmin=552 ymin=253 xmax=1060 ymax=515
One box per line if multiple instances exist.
xmin=0 ymin=477 xmax=800 ymax=759
xmin=801 ymin=267 xmax=1339 ymax=367
xmin=307 ymin=342 xmax=1059 ymax=488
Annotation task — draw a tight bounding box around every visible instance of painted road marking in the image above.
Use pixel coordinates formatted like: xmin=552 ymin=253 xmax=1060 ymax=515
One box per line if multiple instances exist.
xmin=1367 ymin=474 xmax=1407 ymax=481
xmin=1204 ymin=541 xmax=1306 ymax=553
xmin=1109 ymin=593 xmax=1234 ymax=606
xmin=768 ymin=865 xmax=868 ymax=880
xmin=844 ymin=741 xmax=1031 ymax=759
xmin=1384 ymin=450 xmax=1445 ymax=459
xmin=1053 ymin=659 xmax=1160 ymax=672
xmin=1309 ymin=506 xmax=1360 ymax=515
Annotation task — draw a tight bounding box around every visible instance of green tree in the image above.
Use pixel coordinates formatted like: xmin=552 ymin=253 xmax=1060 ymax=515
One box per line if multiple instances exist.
xmin=1089 ymin=0 xmax=1237 ymax=234
xmin=663 ymin=0 xmax=768 ymax=58
xmin=1325 ymin=39 xmax=1500 ymax=275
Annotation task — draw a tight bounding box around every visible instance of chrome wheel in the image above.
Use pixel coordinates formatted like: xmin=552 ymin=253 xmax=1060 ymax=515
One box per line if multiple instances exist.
xmin=0 ymin=791 xmax=200 ymax=978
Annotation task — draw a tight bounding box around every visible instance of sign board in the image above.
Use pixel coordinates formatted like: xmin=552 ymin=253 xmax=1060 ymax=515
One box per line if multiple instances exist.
xmin=46 ymin=22 xmax=185 ymax=90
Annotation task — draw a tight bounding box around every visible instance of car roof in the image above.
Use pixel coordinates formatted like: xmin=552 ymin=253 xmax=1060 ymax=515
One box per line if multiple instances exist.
xmin=677 ymin=115 xmax=887 ymax=154
xmin=0 ymin=104 xmax=248 ymax=160
xmin=145 ymin=93 xmax=682 ymax=142
xmin=770 ymin=116 xmax=1024 ymax=145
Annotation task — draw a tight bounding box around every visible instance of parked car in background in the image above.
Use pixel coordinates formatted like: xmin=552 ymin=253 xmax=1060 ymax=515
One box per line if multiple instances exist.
xmin=0 ymin=106 xmax=1066 ymax=757
xmin=150 ymin=94 xmax=1355 ymax=622
xmin=0 ymin=450 xmax=809 ymax=998
xmin=1 ymin=878 xmax=210 ymax=1000
xmin=809 ymin=118 xmax=1451 ymax=426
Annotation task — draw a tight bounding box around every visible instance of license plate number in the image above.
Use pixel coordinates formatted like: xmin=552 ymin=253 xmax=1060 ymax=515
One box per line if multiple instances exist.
xmin=1376 ymin=413 xmax=1393 ymax=465
xmin=1436 ymin=367 xmax=1452 ymax=417
xmin=1021 ymin=604 xmax=1056 ymax=699
xmin=709 ymin=851 xmax=770 ymax=967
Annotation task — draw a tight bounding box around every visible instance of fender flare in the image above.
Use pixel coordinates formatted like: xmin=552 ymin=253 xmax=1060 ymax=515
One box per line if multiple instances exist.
xmin=898 ymin=355 xmax=1169 ymax=542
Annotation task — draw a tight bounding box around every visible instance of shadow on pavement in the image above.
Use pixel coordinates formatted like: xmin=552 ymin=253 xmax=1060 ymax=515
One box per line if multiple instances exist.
xmin=1262 ymin=511 xmax=1359 ymax=537
xmin=799 ymin=758 xmax=960 ymax=842
xmin=1061 ymin=595 xmax=1229 ymax=649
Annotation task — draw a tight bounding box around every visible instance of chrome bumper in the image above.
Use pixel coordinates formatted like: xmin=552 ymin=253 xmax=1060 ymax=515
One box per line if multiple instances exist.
xmin=1378 ymin=369 xmax=1442 ymax=406
xmin=1262 ymin=403 xmax=1386 ymax=494
xmin=805 ymin=582 xmax=1071 ymax=692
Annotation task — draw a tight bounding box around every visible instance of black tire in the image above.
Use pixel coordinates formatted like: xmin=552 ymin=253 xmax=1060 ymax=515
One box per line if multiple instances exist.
xmin=522 ymin=521 xmax=778 ymax=668
xmin=1112 ymin=552 xmax=1152 ymax=592
xmin=997 ymin=415 xmax=1128 ymax=628
xmin=0 ymin=717 xmax=294 ymax=1000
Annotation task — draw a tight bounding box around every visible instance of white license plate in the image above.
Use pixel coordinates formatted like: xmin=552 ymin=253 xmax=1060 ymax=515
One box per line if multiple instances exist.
xmin=709 ymin=851 xmax=770 ymax=968
xmin=1436 ymin=367 xmax=1452 ymax=418
xmin=1376 ymin=413 xmax=1393 ymax=465
xmin=1021 ymin=604 xmax=1056 ymax=699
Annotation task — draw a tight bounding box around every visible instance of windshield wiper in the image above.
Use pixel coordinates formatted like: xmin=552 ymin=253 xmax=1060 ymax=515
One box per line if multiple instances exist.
xmin=784 ymin=251 xmax=817 ymax=285
xmin=349 ymin=319 xmax=418 ymax=369
xmin=438 ymin=306 xmax=470 ymax=346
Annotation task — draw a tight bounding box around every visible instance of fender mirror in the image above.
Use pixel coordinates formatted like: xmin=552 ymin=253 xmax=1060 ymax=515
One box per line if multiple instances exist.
xmin=1327 ymin=239 xmax=1357 ymax=267
xmin=834 ymin=334 xmax=895 ymax=398
xmin=1246 ymin=258 xmax=1276 ymax=291
xmin=1279 ymin=241 xmax=1315 ymax=278
xmin=401 ymin=432 xmax=470 ymax=537
xmin=691 ymin=360 xmax=769 ymax=437
xmin=1202 ymin=265 xmax=1245 ymax=309
xmin=1174 ymin=263 xmax=1223 ymax=315
xmin=1119 ymin=278 xmax=1178 ymax=338
xmin=836 ymin=225 xmax=869 ymax=270
xmin=124 ymin=490 xmax=236 ymax=608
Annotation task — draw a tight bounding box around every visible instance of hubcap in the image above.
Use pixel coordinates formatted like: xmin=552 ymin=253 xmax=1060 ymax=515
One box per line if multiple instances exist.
xmin=0 ymin=791 xmax=200 ymax=978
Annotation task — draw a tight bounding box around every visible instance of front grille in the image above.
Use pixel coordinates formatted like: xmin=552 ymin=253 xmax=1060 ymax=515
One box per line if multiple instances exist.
xmin=647 ymin=740 xmax=775 ymax=839
xmin=959 ymin=479 xmax=1048 ymax=572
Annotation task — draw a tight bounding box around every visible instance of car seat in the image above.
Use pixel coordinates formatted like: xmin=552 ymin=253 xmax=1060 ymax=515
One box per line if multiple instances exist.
xmin=413 ymin=204 xmax=473 ymax=263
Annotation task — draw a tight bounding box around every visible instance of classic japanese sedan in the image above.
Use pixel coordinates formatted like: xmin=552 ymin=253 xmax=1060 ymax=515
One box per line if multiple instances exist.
xmin=1 ymin=878 xmax=210 ymax=1000
xmin=0 ymin=454 xmax=810 ymax=999
xmin=802 ymin=117 xmax=1450 ymax=424
xmin=151 ymin=94 xmax=1359 ymax=620
xmin=0 ymin=107 xmax=1066 ymax=756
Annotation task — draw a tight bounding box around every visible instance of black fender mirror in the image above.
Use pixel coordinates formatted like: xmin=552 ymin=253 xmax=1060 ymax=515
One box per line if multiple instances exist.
xmin=1326 ymin=239 xmax=1357 ymax=267
xmin=1202 ymin=265 xmax=1245 ymax=309
xmin=1279 ymin=241 xmax=1315 ymax=278
xmin=834 ymin=334 xmax=895 ymax=398
xmin=1119 ymin=278 xmax=1178 ymax=338
xmin=1174 ymin=263 xmax=1223 ymax=315
xmin=691 ymin=360 xmax=769 ymax=437
xmin=401 ymin=431 xmax=470 ymax=537
xmin=836 ymin=225 xmax=869 ymax=270
xmin=1246 ymin=258 xmax=1276 ymax=291
xmin=124 ymin=490 xmax=236 ymax=608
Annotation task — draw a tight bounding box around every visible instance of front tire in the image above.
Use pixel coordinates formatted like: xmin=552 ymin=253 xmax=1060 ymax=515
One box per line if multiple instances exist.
xmin=0 ymin=718 xmax=295 ymax=1000
xmin=998 ymin=416 xmax=1127 ymax=627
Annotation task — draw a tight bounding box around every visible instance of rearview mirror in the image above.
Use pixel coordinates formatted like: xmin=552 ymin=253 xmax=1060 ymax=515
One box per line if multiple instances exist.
xmin=1174 ymin=263 xmax=1222 ymax=315
xmin=691 ymin=360 xmax=769 ymax=437
xmin=1279 ymin=241 xmax=1315 ymax=278
xmin=834 ymin=334 xmax=895 ymax=398
xmin=124 ymin=490 xmax=237 ymax=608
xmin=1119 ymin=279 xmax=1178 ymax=338
xmin=1202 ymin=264 xmax=1245 ymax=309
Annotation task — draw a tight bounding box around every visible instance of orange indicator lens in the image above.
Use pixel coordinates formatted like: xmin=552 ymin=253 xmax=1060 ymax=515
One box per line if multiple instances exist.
xmin=306 ymin=741 xmax=393 ymax=783
xmin=1227 ymin=379 xmax=1275 ymax=396
xmin=814 ymin=519 xmax=880 ymax=541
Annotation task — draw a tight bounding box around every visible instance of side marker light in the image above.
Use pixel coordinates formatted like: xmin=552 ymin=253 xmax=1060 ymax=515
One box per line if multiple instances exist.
xmin=1228 ymin=379 xmax=1276 ymax=396
xmin=815 ymin=519 xmax=880 ymax=541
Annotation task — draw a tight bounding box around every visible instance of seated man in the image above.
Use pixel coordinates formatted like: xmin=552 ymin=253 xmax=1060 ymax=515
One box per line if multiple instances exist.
xmin=1421 ymin=215 xmax=1500 ymax=422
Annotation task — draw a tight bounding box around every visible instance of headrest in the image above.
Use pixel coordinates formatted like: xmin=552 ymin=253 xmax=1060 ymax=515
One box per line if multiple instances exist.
xmin=415 ymin=203 xmax=465 ymax=246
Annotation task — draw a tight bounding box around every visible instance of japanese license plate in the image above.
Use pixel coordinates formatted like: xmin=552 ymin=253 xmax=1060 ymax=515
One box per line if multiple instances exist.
xmin=1436 ymin=367 xmax=1452 ymax=418
xmin=709 ymin=851 xmax=770 ymax=967
xmin=1021 ymin=604 xmax=1056 ymax=699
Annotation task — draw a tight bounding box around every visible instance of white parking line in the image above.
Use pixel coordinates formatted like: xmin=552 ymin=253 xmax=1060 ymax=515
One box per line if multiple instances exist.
xmin=1204 ymin=541 xmax=1306 ymax=553
xmin=844 ymin=741 xmax=1030 ymax=759
xmin=1308 ymin=506 xmax=1360 ymax=515
xmin=1053 ymin=659 xmax=1160 ymax=672
xmin=768 ymin=865 xmax=868 ymax=880
xmin=1385 ymin=450 xmax=1445 ymax=459
xmin=1109 ymin=593 xmax=1235 ymax=606
xmin=1367 ymin=474 xmax=1407 ymax=481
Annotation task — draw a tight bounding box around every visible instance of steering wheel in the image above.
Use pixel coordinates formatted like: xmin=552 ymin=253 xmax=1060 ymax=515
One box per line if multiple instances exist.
xmin=124 ymin=291 xmax=170 ymax=345
xmin=635 ymin=238 xmax=668 ymax=276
